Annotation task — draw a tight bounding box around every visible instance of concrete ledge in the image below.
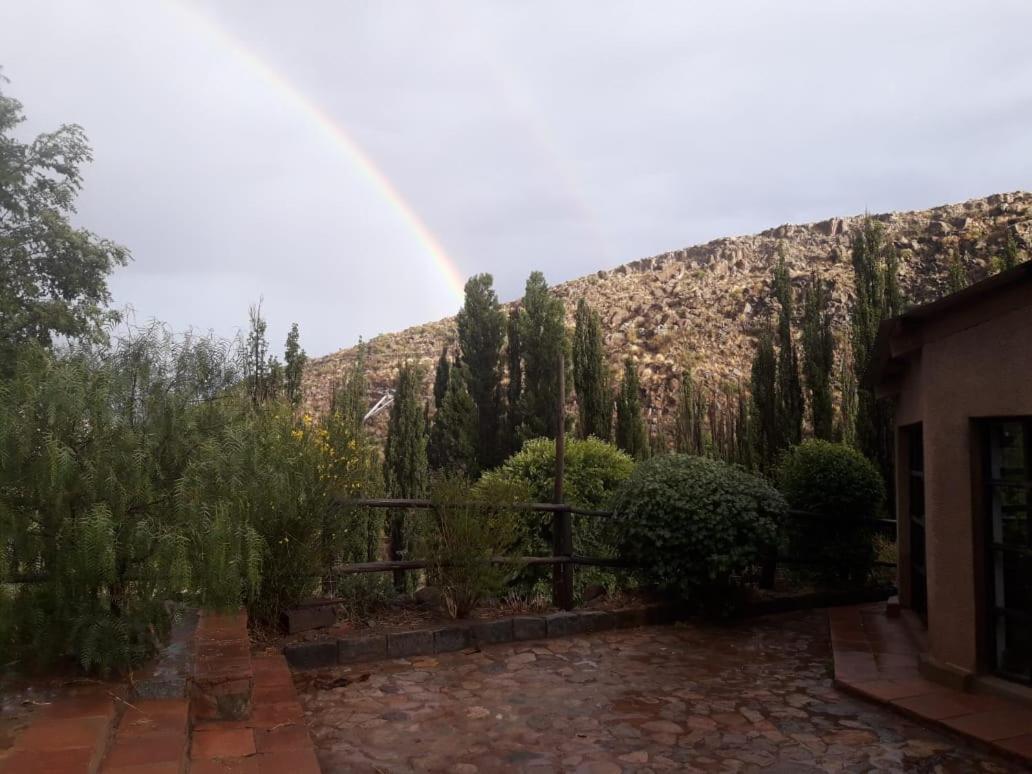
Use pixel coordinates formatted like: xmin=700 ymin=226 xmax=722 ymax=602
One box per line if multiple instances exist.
xmin=470 ymin=618 xmax=513 ymax=646
xmin=284 ymin=589 xmax=901 ymax=671
xmin=433 ymin=625 xmax=471 ymax=654
xmin=545 ymin=611 xmax=581 ymax=638
xmin=388 ymin=630 xmax=434 ymax=659
xmin=512 ymin=616 xmax=547 ymax=641
xmin=286 ymin=603 xmax=682 ymax=670
xmin=284 ymin=640 xmax=337 ymax=670
xmin=337 ymin=634 xmax=387 ymax=665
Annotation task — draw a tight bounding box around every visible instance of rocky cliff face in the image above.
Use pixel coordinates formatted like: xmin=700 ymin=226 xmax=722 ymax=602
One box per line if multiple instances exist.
xmin=302 ymin=192 xmax=1032 ymax=437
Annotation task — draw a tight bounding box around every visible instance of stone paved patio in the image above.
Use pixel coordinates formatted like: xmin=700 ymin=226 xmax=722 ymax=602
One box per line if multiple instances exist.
xmin=299 ymin=610 xmax=1022 ymax=772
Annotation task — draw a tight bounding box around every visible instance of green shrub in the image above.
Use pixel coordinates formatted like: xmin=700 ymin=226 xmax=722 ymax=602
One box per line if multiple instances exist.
xmin=477 ymin=437 xmax=634 ymax=594
xmin=419 ymin=475 xmax=525 ymax=618
xmin=613 ymin=454 xmax=784 ymax=615
xmin=777 ymin=439 xmax=884 ymax=584
xmin=0 ymin=329 xmax=381 ymax=673
xmin=479 ymin=436 xmax=634 ymax=509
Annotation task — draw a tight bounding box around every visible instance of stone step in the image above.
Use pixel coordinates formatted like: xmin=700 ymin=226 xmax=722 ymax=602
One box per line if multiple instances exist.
xmin=99 ymin=698 xmax=189 ymax=773
xmin=190 ymin=611 xmax=254 ymax=723
xmin=0 ymin=685 xmax=120 ymax=774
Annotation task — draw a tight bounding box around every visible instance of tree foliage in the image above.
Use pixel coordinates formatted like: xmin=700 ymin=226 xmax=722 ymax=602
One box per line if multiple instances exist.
xmin=614 ymin=358 xmax=648 ymax=459
xmin=572 ymin=299 xmax=611 ymax=440
xmin=0 ymin=78 xmax=129 ymax=365
xmin=749 ymin=322 xmax=779 ymax=475
xmin=504 ymin=307 xmax=524 ymax=456
xmin=773 ymin=247 xmax=803 ymax=448
xmin=383 ymin=361 xmax=428 ymax=590
xmin=849 ymin=218 xmax=900 ymax=498
xmin=456 ymin=274 xmax=506 ymax=468
xmin=517 ymin=272 xmax=569 ymax=440
xmin=283 ymin=322 xmax=306 ymax=407
xmin=428 ymin=361 xmax=478 ymax=477
xmin=672 ymin=368 xmax=706 ymax=456
xmin=801 ymin=274 xmax=835 ymax=440
xmin=432 ymin=345 xmax=450 ymax=410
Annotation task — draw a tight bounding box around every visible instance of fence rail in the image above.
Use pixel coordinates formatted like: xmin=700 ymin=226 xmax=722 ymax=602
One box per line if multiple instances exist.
xmin=330 ymin=495 xmax=898 ymax=609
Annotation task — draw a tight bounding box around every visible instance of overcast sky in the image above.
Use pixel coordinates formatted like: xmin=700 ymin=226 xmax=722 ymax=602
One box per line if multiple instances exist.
xmin=2 ymin=1 xmax=1031 ymax=356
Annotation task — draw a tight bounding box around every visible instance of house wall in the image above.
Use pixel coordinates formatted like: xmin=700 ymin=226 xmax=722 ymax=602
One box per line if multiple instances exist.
xmin=893 ymin=287 xmax=1032 ymax=676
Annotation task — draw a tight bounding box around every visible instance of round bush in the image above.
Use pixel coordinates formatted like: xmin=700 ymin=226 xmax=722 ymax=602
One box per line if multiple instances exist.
xmin=477 ymin=437 xmax=634 ymax=596
xmin=613 ymin=454 xmax=784 ymax=615
xmin=776 ymin=440 xmax=885 ymax=584
xmin=478 ymin=436 xmax=634 ymax=509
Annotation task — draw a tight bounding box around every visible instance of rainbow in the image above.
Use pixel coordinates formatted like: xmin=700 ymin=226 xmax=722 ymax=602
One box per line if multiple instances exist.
xmin=165 ymin=1 xmax=466 ymax=300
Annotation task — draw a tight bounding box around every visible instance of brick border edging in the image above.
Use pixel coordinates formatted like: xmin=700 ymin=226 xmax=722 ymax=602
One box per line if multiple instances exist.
xmin=284 ymin=603 xmax=682 ymax=670
xmin=283 ymin=587 xmax=898 ymax=671
xmin=833 ymin=677 xmax=1032 ymax=768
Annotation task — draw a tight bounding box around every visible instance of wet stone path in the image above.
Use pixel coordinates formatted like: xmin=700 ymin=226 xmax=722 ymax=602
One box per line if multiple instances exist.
xmin=298 ymin=611 xmax=1020 ymax=772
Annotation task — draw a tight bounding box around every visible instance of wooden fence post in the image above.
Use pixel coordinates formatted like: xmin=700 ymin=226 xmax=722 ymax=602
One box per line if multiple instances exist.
xmin=552 ymin=351 xmax=574 ymax=610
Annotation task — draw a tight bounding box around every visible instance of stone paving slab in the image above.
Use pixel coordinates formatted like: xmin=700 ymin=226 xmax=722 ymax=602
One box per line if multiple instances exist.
xmin=0 ymin=685 xmax=121 ymax=774
xmin=830 ymin=602 xmax=1032 ymax=766
xmin=298 ymin=610 xmax=1022 ymax=772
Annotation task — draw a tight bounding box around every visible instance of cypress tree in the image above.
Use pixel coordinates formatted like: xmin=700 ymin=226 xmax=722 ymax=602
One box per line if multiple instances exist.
xmin=672 ymin=368 xmax=706 ymax=455
xmin=836 ymin=346 xmax=858 ymax=447
xmin=735 ymin=385 xmax=753 ymax=469
xmin=801 ymin=274 xmax=835 ymax=440
xmin=432 ymin=345 xmax=450 ymax=410
xmin=504 ymin=307 xmax=524 ymax=456
xmin=849 ymin=218 xmax=898 ymax=500
xmin=428 ymin=362 xmax=478 ymax=477
xmin=773 ymin=247 xmax=803 ymax=447
xmin=456 ymin=274 xmax=506 ymax=469
xmin=614 ymin=358 xmax=648 ymax=459
xmin=518 ymin=272 xmax=569 ymax=440
xmin=383 ymin=361 xmax=428 ymax=590
xmin=750 ymin=321 xmax=779 ymax=475
xmin=945 ymin=250 xmax=968 ymax=293
xmin=1003 ymin=234 xmax=1021 ymax=271
xmin=245 ymin=303 xmax=270 ymax=405
xmin=572 ymin=299 xmax=611 ymax=440
xmin=283 ymin=322 xmax=306 ymax=407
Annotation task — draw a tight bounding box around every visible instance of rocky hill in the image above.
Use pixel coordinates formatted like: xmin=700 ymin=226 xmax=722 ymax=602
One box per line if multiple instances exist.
xmin=302 ymin=192 xmax=1032 ymax=436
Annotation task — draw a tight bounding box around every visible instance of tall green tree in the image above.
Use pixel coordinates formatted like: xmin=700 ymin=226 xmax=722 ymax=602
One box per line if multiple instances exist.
xmin=502 ymin=307 xmax=524 ymax=456
xmin=672 ymin=368 xmax=706 ymax=455
xmin=836 ymin=343 xmax=858 ymax=447
xmin=428 ymin=362 xmax=478 ymax=477
xmin=849 ymin=218 xmax=900 ymax=497
xmin=518 ymin=272 xmax=569 ymax=440
xmin=432 ymin=345 xmax=451 ymax=410
xmin=283 ymin=322 xmax=306 ymax=406
xmin=614 ymin=358 xmax=648 ymax=459
xmin=245 ymin=303 xmax=270 ymax=405
xmin=801 ymin=274 xmax=835 ymax=440
xmin=456 ymin=274 xmax=506 ymax=469
xmin=572 ymin=299 xmax=611 ymax=440
xmin=773 ymin=247 xmax=803 ymax=447
xmin=0 ymin=78 xmax=129 ymax=364
xmin=945 ymin=250 xmax=968 ymax=293
xmin=383 ymin=362 xmax=428 ymax=590
xmin=735 ymin=385 xmax=753 ymax=469
xmin=750 ymin=322 xmax=779 ymax=475
xmin=1003 ymin=234 xmax=1021 ymax=271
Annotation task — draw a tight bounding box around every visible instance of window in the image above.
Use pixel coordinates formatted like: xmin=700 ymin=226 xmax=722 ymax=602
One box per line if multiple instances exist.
xmin=986 ymin=418 xmax=1032 ymax=684
xmin=905 ymin=424 xmax=927 ymax=617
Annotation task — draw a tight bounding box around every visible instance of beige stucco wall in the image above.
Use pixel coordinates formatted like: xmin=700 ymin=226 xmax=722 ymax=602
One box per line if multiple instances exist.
xmin=893 ymin=292 xmax=1032 ymax=675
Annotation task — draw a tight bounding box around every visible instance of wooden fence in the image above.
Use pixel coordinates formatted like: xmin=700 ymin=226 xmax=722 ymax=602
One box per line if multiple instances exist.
xmin=330 ymin=496 xmax=898 ymax=611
